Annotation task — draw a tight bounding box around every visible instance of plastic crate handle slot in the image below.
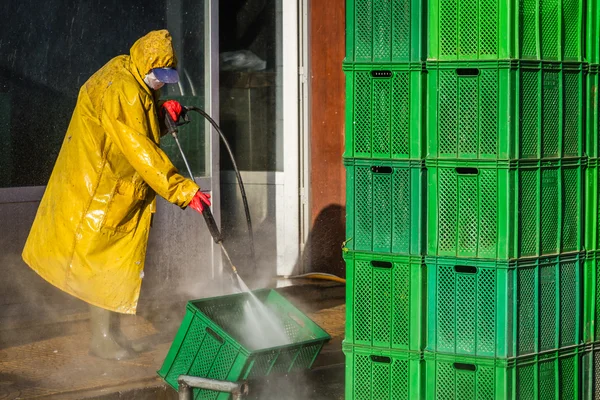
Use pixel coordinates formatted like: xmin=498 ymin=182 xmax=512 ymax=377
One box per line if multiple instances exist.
xmin=456 ymin=68 xmax=480 ymax=77
xmin=454 ymin=265 xmax=478 ymax=274
xmin=370 ymin=166 xmax=393 ymax=174
xmin=206 ymin=327 xmax=225 ymax=345
xmin=455 ymin=167 xmax=479 ymax=175
xmin=370 ymin=260 xmax=393 ymax=269
xmin=370 ymin=355 xmax=392 ymax=364
xmin=371 ymin=70 xmax=392 ymax=78
xmin=453 ymin=362 xmax=477 ymax=372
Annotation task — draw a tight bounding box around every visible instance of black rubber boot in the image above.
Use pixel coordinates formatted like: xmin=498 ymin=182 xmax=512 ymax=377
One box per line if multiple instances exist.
xmin=88 ymin=305 xmax=133 ymax=361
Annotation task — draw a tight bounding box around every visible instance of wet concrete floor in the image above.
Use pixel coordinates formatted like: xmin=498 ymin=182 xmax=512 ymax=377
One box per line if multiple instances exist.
xmin=0 ymin=281 xmax=345 ymax=399
xmin=245 ymin=364 xmax=344 ymax=400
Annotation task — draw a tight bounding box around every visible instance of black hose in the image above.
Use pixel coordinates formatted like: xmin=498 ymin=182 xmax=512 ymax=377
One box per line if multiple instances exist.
xmin=184 ymin=106 xmax=257 ymax=272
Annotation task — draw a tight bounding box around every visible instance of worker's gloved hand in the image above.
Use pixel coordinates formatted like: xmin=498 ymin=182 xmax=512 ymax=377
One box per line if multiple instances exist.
xmin=161 ymin=100 xmax=183 ymax=122
xmin=189 ymin=190 xmax=212 ymax=214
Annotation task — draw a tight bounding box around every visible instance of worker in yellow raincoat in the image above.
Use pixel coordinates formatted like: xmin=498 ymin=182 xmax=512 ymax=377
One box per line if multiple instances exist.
xmin=22 ymin=30 xmax=211 ymax=360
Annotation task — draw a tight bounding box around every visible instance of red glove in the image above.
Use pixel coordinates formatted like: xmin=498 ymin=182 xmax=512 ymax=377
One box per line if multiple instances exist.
xmin=162 ymin=100 xmax=183 ymax=122
xmin=189 ymin=190 xmax=212 ymax=214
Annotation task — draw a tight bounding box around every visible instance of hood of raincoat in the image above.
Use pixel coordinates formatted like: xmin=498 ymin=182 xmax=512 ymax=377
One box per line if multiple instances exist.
xmin=21 ymin=30 xmax=199 ymax=314
xmin=129 ymin=29 xmax=178 ymax=83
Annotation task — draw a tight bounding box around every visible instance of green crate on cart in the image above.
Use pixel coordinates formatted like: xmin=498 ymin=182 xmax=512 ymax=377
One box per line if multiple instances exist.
xmin=345 ymin=158 xmax=425 ymax=255
xmin=582 ymin=342 xmax=600 ymax=399
xmin=346 ymin=0 xmax=424 ymax=63
xmin=344 ymin=251 xmax=426 ymax=351
xmin=343 ymin=343 xmax=424 ymax=400
xmin=586 ymin=159 xmax=600 ymax=251
xmin=158 ymin=289 xmax=330 ymax=399
xmin=428 ymin=0 xmax=584 ymax=61
xmin=426 ymin=254 xmax=583 ymax=358
xmin=587 ymin=67 xmax=600 ymax=158
xmin=427 ymin=159 xmax=584 ymax=259
xmin=424 ymin=348 xmax=583 ymax=400
xmin=584 ymin=251 xmax=600 ymax=343
xmin=343 ymin=63 xmax=425 ymax=160
xmin=427 ymin=61 xmax=585 ymax=160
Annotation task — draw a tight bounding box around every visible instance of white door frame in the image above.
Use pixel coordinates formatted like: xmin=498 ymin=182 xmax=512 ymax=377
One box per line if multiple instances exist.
xmin=277 ymin=0 xmax=311 ymax=276
xmin=278 ymin=0 xmax=299 ymax=276
xmin=215 ymin=0 xmax=307 ymax=278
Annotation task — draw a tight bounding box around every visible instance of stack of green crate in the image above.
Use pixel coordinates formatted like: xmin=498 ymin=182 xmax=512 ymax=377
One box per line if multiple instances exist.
xmin=343 ymin=0 xmax=591 ymax=398
xmin=426 ymin=0 xmax=588 ymax=398
xmin=343 ymin=1 xmax=427 ymax=399
xmin=584 ymin=5 xmax=600 ymax=392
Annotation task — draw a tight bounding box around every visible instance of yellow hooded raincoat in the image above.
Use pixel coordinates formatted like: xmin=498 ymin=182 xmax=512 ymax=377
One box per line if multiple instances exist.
xmin=22 ymin=30 xmax=199 ymax=314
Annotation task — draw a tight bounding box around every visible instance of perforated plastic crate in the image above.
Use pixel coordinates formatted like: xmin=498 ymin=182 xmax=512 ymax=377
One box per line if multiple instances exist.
xmin=346 ymin=0 xmax=424 ymax=63
xmin=428 ymin=0 xmax=584 ymax=61
xmin=586 ymin=159 xmax=600 ymax=252
xmin=344 ymin=252 xmax=425 ymax=351
xmin=584 ymin=251 xmax=600 ymax=343
xmin=427 ymin=254 xmax=583 ymax=358
xmin=158 ymin=289 xmax=330 ymax=399
xmin=427 ymin=159 xmax=584 ymax=259
xmin=343 ymin=344 xmax=424 ymax=400
xmin=588 ymin=2 xmax=600 ymax=64
xmin=582 ymin=342 xmax=600 ymax=399
xmin=587 ymin=67 xmax=600 ymax=158
xmin=343 ymin=63 xmax=424 ymax=160
xmin=427 ymin=61 xmax=585 ymax=160
xmin=345 ymin=158 xmax=425 ymax=255
xmin=425 ymin=348 xmax=583 ymax=400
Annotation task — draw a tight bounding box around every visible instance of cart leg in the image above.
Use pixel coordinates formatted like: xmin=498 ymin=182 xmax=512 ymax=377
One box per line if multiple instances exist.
xmin=178 ymin=382 xmax=192 ymax=400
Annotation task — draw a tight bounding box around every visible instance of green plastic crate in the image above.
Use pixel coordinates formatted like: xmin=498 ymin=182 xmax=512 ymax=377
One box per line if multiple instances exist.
xmin=425 ymin=348 xmax=583 ymax=400
xmin=427 ymin=61 xmax=585 ymax=160
xmin=584 ymin=251 xmax=600 ymax=343
xmin=344 ymin=251 xmax=426 ymax=351
xmin=346 ymin=0 xmax=424 ymax=63
xmin=345 ymin=158 xmax=425 ymax=255
xmin=587 ymin=0 xmax=600 ymax=64
xmin=428 ymin=0 xmax=584 ymax=61
xmin=582 ymin=342 xmax=600 ymax=399
xmin=586 ymin=159 xmax=600 ymax=252
xmin=426 ymin=254 xmax=583 ymax=358
xmin=427 ymin=159 xmax=584 ymax=259
xmin=343 ymin=63 xmax=424 ymax=160
xmin=587 ymin=67 xmax=600 ymax=158
xmin=157 ymin=289 xmax=330 ymax=399
xmin=343 ymin=344 xmax=424 ymax=400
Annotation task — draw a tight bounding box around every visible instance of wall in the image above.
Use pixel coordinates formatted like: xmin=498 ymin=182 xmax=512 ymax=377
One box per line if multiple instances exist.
xmin=306 ymin=0 xmax=346 ymax=277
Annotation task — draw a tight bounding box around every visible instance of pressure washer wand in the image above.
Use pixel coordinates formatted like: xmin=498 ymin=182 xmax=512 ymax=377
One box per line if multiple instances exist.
xmin=164 ymin=114 xmax=239 ymax=277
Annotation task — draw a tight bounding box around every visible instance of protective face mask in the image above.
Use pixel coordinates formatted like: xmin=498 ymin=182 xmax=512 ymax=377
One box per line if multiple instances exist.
xmin=144 ymin=72 xmax=165 ymax=90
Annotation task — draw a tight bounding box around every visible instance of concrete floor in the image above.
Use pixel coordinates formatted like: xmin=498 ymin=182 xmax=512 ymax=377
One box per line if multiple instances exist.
xmin=0 ymin=281 xmax=345 ymax=400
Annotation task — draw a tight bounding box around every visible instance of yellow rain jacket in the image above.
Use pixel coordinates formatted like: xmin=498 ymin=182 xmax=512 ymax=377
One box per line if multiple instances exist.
xmin=22 ymin=30 xmax=199 ymax=314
